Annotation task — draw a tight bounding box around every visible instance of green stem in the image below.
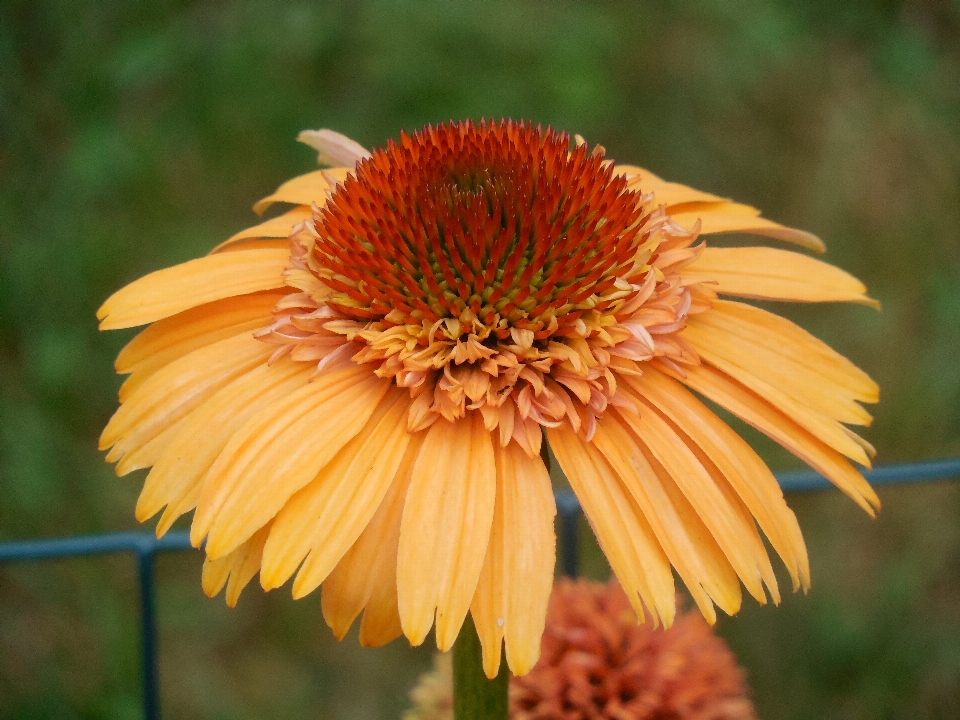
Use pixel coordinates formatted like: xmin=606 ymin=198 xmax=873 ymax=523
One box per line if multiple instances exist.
xmin=453 ymin=614 xmax=509 ymax=720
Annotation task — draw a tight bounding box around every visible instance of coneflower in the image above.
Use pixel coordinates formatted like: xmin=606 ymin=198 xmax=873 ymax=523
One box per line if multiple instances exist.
xmin=99 ymin=120 xmax=878 ymax=680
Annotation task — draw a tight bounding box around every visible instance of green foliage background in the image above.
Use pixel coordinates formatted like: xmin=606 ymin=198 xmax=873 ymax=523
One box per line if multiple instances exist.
xmin=2 ymin=1 xmax=959 ymax=718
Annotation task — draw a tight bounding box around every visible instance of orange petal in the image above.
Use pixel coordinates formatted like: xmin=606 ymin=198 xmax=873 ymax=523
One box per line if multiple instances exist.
xmin=471 ymin=441 xmax=556 ymax=678
xmin=252 ymin=168 xmax=349 ymax=215
xmin=676 ymin=363 xmax=880 ymax=515
xmin=628 ymin=369 xmax=809 ymax=591
xmin=201 ymin=522 xmax=272 ymax=607
xmin=100 ymin=333 xmax=272 ymax=463
xmin=684 ymin=305 xmax=875 ymax=463
xmin=587 ymin=416 xmax=741 ymax=622
xmin=193 ymin=364 xmax=389 ymax=556
xmin=136 ymin=356 xmax=312 ymax=534
xmin=356 ymin=579 xmax=404 ymax=648
xmin=114 ymin=422 xmax=182 ymax=477
xmin=397 ymin=414 xmax=496 ymax=651
xmin=210 ymin=207 xmax=315 ymax=253
xmin=321 ymin=435 xmax=424 ymax=642
xmin=98 ymin=249 xmax=289 ymax=330
xmin=618 ymin=402 xmax=777 ymax=605
xmin=614 ymin=165 xmax=727 ymax=206
xmin=671 ymin=209 xmax=826 ymax=253
xmin=681 ymin=246 xmax=879 ymax=308
xmin=115 ymin=292 xmax=283 ymax=401
xmin=257 ymin=387 xmax=411 ymax=595
xmin=546 ymin=424 xmax=677 ymax=626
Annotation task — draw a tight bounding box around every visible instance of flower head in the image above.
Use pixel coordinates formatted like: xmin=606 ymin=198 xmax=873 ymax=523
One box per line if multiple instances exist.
xmin=404 ymin=579 xmax=759 ymax=720
xmin=99 ymin=120 xmax=879 ymax=678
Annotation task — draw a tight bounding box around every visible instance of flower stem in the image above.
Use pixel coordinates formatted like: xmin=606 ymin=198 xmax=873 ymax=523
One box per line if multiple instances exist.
xmin=453 ymin=614 xmax=508 ymax=720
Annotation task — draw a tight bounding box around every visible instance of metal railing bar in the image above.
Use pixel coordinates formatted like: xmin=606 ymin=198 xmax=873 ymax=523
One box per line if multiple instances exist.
xmin=776 ymin=456 xmax=960 ymax=492
xmin=0 ymin=531 xmax=192 ymax=562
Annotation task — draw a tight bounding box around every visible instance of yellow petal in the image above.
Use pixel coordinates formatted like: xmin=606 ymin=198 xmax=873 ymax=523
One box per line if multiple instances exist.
xmin=476 ymin=441 xmax=556 ymax=678
xmin=321 ymin=435 xmax=424 ymax=641
xmin=682 ymin=246 xmax=879 ymax=308
xmin=588 ymin=416 xmax=741 ymax=621
xmin=193 ymin=364 xmax=389 ymax=556
xmin=629 ymin=369 xmax=809 ymax=591
xmin=97 ymin=249 xmax=289 ymax=330
xmin=397 ymin=414 xmax=496 ymax=651
xmin=258 ymin=387 xmax=411 ymax=595
xmin=136 ymin=356 xmax=312 ymax=534
xmin=546 ymin=424 xmax=676 ymax=626
xmin=201 ymin=552 xmax=232 ymax=598
xmin=252 ymin=169 xmax=349 ymax=215
xmin=671 ymin=209 xmax=826 ymax=253
xmin=677 ymin=363 xmax=880 ymax=515
xmin=210 ymin=207 xmax=315 ymax=253
xmin=100 ymin=333 xmax=271 ymax=460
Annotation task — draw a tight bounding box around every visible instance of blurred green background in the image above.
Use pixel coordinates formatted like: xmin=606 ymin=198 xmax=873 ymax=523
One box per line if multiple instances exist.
xmin=2 ymin=0 xmax=959 ymax=718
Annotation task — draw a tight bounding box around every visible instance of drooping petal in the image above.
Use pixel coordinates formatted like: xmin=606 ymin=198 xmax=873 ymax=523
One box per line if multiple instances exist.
xmin=586 ymin=416 xmax=742 ymax=622
xmin=115 ymin=291 xmax=283 ymax=374
xmin=113 ymin=422 xmax=182 ymax=476
xmin=253 ymin=169 xmax=349 ymax=215
xmin=617 ymin=401 xmax=778 ymax=604
xmin=201 ymin=522 xmax=272 ymax=608
xmin=615 ymin=165 xmax=727 ymax=206
xmin=676 ymin=363 xmax=880 ymax=514
xmin=100 ymin=333 xmax=273 ymax=468
xmin=97 ymin=249 xmax=289 ymax=330
xmin=681 ymin=247 xmax=879 ymax=308
xmin=258 ymin=387 xmax=411 ymax=595
xmin=116 ymin=292 xmax=284 ymax=402
xmin=687 ymin=299 xmax=877 ymax=411
xmin=321 ymin=435 xmax=424 ymax=644
xmin=193 ymin=364 xmax=390 ymax=556
xmin=211 ymin=207 xmax=315 ymax=253
xmin=397 ymin=414 xmax=496 ymax=651
xmin=547 ymin=424 xmax=677 ymax=626
xmin=671 ymin=208 xmax=826 ymax=253
xmin=628 ymin=368 xmax=809 ymax=591
xmin=471 ymin=440 xmax=556 ymax=678
xmin=137 ymin=356 xmax=313 ymax=535
xmin=297 ymin=128 xmax=372 ymax=168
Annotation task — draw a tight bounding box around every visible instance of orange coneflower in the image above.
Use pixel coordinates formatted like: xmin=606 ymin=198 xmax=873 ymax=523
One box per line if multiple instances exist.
xmin=98 ymin=120 xmax=879 ymax=678
xmin=405 ymin=579 xmax=759 ymax=720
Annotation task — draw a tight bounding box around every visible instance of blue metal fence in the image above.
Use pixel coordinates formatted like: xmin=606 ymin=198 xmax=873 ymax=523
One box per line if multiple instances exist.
xmin=2 ymin=457 xmax=960 ymax=719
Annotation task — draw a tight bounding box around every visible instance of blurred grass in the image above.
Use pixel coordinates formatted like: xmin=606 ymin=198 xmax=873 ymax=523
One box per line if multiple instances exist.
xmin=1 ymin=0 xmax=959 ymax=718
